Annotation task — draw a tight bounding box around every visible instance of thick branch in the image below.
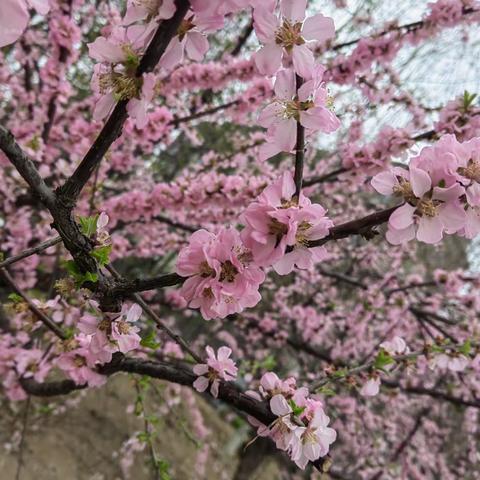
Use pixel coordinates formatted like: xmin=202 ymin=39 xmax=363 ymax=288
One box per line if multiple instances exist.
xmin=308 ymin=205 xmax=400 ymax=247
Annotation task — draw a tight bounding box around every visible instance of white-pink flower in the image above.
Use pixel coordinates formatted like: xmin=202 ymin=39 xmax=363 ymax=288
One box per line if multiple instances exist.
xmin=430 ymin=353 xmax=469 ymax=372
xmin=380 ymin=336 xmax=407 ymax=355
xmin=241 ymin=171 xmax=333 ymax=274
xmin=290 ymin=406 xmax=337 ymax=469
xmin=359 ymin=376 xmax=381 ymax=397
xmin=259 ymin=67 xmax=340 ymax=158
xmin=159 ymin=13 xmax=219 ymax=70
xmin=253 ymin=0 xmax=335 ymax=78
xmin=123 ymin=0 xmax=176 ymax=25
xmin=0 ymin=0 xmax=50 ymax=48
xmin=372 ymin=166 xmax=466 ymax=244
xmin=193 ymin=346 xmax=238 ymax=398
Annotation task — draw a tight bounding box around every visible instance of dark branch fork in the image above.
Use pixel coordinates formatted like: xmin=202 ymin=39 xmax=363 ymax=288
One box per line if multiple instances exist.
xmin=0 ymin=0 xmax=192 ymax=312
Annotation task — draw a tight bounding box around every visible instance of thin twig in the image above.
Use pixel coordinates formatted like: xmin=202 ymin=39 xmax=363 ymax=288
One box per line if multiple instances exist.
xmin=106 ymin=265 xmax=202 ymax=363
xmin=15 ymin=396 xmax=31 ymax=480
xmin=1 ymin=269 xmax=66 ymax=340
xmin=0 ymin=237 xmax=62 ymax=269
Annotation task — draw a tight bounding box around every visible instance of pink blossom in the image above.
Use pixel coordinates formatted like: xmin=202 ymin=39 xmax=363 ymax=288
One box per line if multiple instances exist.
xmin=372 ymin=164 xmax=466 ymax=244
xmin=123 ymin=0 xmax=176 ymax=25
xmin=176 ymin=228 xmax=264 ymax=320
xmin=193 ymin=346 xmax=238 ymax=398
xmin=57 ymin=345 xmax=106 ymax=387
xmin=290 ymin=406 xmax=337 ymax=469
xmin=269 ymin=394 xmax=296 ymax=450
xmin=159 ymin=14 xmax=216 ymax=71
xmin=431 ymin=353 xmax=469 ymax=372
xmin=258 ymin=68 xmax=340 ymax=157
xmin=127 ymin=73 xmax=157 ymax=129
xmin=253 ymin=1 xmax=335 ymax=78
xmin=380 ymin=336 xmax=407 ymax=355
xmin=0 ymin=0 xmax=50 ymax=48
xmin=111 ymin=304 xmax=142 ymax=353
xmin=360 ymin=376 xmax=381 ymax=397
xmin=241 ymin=171 xmax=333 ymax=273
xmin=89 ymin=25 xmax=156 ymax=121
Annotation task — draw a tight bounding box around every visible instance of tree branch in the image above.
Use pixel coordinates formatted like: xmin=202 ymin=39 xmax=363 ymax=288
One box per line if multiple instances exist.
xmin=294 ymin=75 xmax=305 ymax=198
xmin=0 ymin=268 xmax=66 ymax=339
xmin=57 ymin=0 xmax=191 ymax=205
xmin=0 ymin=237 xmax=62 ymax=269
xmin=0 ymin=126 xmax=56 ymax=208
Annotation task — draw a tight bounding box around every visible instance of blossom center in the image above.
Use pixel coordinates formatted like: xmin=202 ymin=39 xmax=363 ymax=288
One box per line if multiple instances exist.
xmin=392 ymin=179 xmax=416 ymax=204
xmin=178 ymin=17 xmax=195 ymax=40
xmin=458 ymin=159 xmax=480 ymax=182
xmin=219 ymin=260 xmax=239 ymax=282
xmin=74 ymin=355 xmax=86 ymax=367
xmin=275 ymin=20 xmax=305 ymax=52
xmin=268 ymin=218 xmax=289 ymax=237
xmin=199 ymin=261 xmax=215 ymax=278
xmin=98 ymin=318 xmax=111 ymax=332
xmin=98 ymin=72 xmax=141 ymax=101
xmin=295 ymin=221 xmax=312 ymax=246
xmin=117 ymin=321 xmax=131 ymax=335
xmin=416 ymin=198 xmax=438 ymax=217
xmin=202 ymin=287 xmax=214 ymax=299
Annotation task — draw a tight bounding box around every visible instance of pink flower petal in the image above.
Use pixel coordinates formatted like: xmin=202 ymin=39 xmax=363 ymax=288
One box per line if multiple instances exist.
xmin=254 ymin=43 xmax=283 ymax=76
xmin=389 ymin=203 xmax=415 ymax=230
xmin=302 ymin=14 xmax=335 ymax=43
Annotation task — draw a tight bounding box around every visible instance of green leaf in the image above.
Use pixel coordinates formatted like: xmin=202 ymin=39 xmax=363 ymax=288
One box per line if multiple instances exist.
xmin=90 ymin=244 xmax=112 ymax=266
xmin=463 ymin=90 xmax=477 ymax=109
xmin=7 ymin=293 xmax=23 ymax=303
xmin=78 ymin=214 xmax=99 ymax=238
xmin=459 ymin=339 xmax=471 ymax=356
xmin=64 ymin=260 xmax=98 ymax=286
xmin=374 ymin=349 xmax=394 ymax=370
xmin=317 ymin=386 xmax=336 ymax=396
xmin=140 ymin=330 xmax=161 ymax=350
xmin=288 ymin=399 xmax=306 ymax=417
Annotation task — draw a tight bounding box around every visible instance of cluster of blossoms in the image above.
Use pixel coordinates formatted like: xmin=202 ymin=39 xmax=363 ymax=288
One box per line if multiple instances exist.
xmin=176 ymin=172 xmax=333 ymax=319
xmin=252 ymin=1 xmax=340 ymax=158
xmin=52 ymin=303 xmax=143 ymax=387
xmin=259 ymin=66 xmax=340 ymax=159
xmin=435 ymin=92 xmax=480 ymax=142
xmin=325 ymin=0 xmax=478 ymax=86
xmin=247 ymin=372 xmax=336 ymax=470
xmin=86 ymin=0 xmax=267 ymax=128
xmin=340 ymin=126 xmax=413 ymax=175
xmin=193 ymin=346 xmax=238 ymax=398
xmin=372 ymin=134 xmax=480 ymax=244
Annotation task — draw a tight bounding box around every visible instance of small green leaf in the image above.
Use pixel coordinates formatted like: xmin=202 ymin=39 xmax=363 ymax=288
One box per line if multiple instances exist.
xmin=90 ymin=244 xmax=112 ymax=266
xmin=140 ymin=330 xmax=161 ymax=350
xmin=64 ymin=260 xmax=98 ymax=286
xmin=288 ymin=399 xmax=306 ymax=417
xmin=7 ymin=293 xmax=23 ymax=303
xmin=317 ymin=386 xmax=336 ymax=396
xmin=78 ymin=214 xmax=99 ymax=238
xmin=374 ymin=349 xmax=394 ymax=370
xmin=459 ymin=339 xmax=471 ymax=356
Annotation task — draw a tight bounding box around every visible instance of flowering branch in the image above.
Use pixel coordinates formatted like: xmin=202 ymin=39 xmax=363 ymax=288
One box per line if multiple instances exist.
xmin=57 ymin=0 xmax=191 ymax=205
